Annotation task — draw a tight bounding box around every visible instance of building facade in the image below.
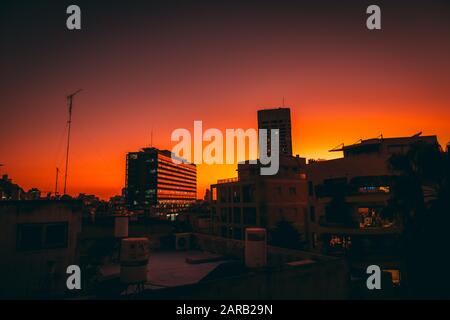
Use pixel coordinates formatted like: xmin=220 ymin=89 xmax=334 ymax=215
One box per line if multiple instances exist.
xmin=257 ymin=107 xmax=293 ymax=156
xmin=306 ymin=134 xmax=439 ymax=288
xmin=0 ymin=200 xmax=82 ymax=298
xmin=125 ymin=147 xmax=197 ymax=219
xmin=210 ymin=155 xmax=309 ymax=242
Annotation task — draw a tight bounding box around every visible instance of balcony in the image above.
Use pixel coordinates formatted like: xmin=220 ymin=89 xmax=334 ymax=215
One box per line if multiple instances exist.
xmin=315 ymin=176 xmax=393 ymax=198
xmin=318 ymin=209 xmax=401 ymax=235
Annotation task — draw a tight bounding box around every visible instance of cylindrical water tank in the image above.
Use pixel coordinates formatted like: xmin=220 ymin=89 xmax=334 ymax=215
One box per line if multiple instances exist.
xmin=114 ymin=215 xmax=129 ymax=238
xmin=120 ymin=237 xmax=149 ymax=284
xmin=245 ymin=228 xmax=267 ymax=268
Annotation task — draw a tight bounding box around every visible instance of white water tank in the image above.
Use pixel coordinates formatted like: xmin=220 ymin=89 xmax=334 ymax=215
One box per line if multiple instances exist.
xmin=114 ymin=215 xmax=129 ymax=238
xmin=245 ymin=228 xmax=267 ymax=268
xmin=120 ymin=237 xmax=149 ymax=284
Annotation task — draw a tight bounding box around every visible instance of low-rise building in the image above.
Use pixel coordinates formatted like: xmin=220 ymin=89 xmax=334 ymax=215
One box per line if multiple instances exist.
xmin=210 ymin=155 xmax=309 ymax=243
xmin=0 ymin=200 xmax=82 ymax=298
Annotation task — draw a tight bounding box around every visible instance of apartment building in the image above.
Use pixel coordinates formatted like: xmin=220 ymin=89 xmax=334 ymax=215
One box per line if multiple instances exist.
xmin=306 ymin=133 xmax=438 ymax=286
xmin=210 ymin=155 xmax=309 ymax=242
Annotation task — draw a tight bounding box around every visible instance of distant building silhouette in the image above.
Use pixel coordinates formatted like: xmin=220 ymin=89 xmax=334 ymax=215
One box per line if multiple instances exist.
xmin=257 ymin=107 xmax=293 ymax=156
xmin=0 ymin=174 xmax=26 ymax=200
xmin=27 ymin=188 xmax=41 ymax=200
xmin=125 ymin=147 xmax=197 ymax=219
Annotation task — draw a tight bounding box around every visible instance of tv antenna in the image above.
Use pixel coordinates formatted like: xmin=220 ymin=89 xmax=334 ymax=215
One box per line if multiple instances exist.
xmin=55 ymin=167 xmax=59 ymax=197
xmin=63 ymin=89 xmax=82 ymax=195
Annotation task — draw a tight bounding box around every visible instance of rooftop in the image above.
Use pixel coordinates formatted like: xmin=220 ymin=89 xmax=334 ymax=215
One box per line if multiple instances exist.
xmin=329 ymin=133 xmax=437 ymax=152
xmin=98 ymin=250 xmax=231 ymax=290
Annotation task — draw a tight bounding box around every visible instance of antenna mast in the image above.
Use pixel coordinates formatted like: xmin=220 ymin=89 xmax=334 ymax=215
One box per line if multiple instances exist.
xmin=55 ymin=167 xmax=59 ymax=197
xmin=63 ymin=89 xmax=82 ymax=195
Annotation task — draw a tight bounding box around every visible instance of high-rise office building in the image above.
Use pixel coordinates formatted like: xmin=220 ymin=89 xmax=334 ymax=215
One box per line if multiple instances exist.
xmin=125 ymin=147 xmax=197 ymax=219
xmin=257 ymin=107 xmax=293 ymax=156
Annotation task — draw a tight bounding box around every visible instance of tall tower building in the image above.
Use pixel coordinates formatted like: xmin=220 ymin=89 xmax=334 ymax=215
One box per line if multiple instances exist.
xmin=257 ymin=107 xmax=293 ymax=156
xmin=125 ymin=147 xmax=197 ymax=219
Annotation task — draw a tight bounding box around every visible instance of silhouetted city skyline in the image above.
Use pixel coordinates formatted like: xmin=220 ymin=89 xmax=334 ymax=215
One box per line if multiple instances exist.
xmin=1 ymin=0 xmax=450 ymax=199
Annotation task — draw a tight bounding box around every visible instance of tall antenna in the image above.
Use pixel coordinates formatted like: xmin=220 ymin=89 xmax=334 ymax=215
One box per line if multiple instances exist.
xmin=55 ymin=167 xmax=59 ymax=197
xmin=282 ymin=97 xmax=285 ymax=107
xmin=63 ymin=89 xmax=82 ymax=195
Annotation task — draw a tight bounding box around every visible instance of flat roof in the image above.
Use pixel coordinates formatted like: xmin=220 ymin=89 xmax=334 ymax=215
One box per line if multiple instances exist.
xmin=99 ymin=250 xmax=230 ymax=290
xmin=0 ymin=199 xmax=82 ymax=206
xmin=329 ymin=134 xmax=437 ymax=152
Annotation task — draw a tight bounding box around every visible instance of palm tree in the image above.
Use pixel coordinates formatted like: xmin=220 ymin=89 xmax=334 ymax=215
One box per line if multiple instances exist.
xmin=388 ymin=141 xmax=450 ymax=298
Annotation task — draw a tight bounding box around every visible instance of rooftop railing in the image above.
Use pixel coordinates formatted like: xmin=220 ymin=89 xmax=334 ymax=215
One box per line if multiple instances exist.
xmin=217 ymin=177 xmax=239 ymax=184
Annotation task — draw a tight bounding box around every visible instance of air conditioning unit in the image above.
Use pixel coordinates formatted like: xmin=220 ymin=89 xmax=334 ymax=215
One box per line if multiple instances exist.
xmin=175 ymin=233 xmax=191 ymax=251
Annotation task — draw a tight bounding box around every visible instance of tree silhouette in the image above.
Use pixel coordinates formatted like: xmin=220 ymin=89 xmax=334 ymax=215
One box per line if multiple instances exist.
xmin=269 ymin=219 xmax=302 ymax=249
xmin=388 ymin=141 xmax=450 ymax=298
xmin=325 ymin=191 xmax=355 ymax=227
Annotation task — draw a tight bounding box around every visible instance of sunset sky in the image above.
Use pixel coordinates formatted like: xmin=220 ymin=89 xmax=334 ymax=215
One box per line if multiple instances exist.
xmin=1 ymin=0 xmax=449 ymax=199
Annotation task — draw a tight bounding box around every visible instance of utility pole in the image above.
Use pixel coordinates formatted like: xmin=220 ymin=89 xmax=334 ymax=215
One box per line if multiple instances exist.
xmin=63 ymin=89 xmax=82 ymax=195
xmin=55 ymin=167 xmax=59 ymax=197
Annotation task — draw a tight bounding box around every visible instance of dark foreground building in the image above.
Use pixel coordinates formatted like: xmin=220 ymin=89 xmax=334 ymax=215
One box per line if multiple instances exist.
xmin=125 ymin=147 xmax=197 ymax=219
xmin=0 ymin=200 xmax=82 ymax=298
xmin=306 ymin=133 xmax=439 ymax=294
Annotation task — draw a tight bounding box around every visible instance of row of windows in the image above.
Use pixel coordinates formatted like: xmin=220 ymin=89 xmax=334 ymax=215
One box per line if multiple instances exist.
xmin=158 ymin=199 xmax=196 ymax=205
xmin=215 ymin=207 xmax=257 ymax=225
xmin=157 ymin=162 xmax=197 ymax=179
xmin=217 ymin=185 xmax=298 ymax=203
xmin=158 ymin=194 xmax=197 ymax=200
xmin=157 ymin=189 xmax=196 ymax=196
xmin=158 ymin=172 xmax=196 ymax=186
xmin=16 ymin=222 xmax=68 ymax=251
xmin=158 ymin=155 xmax=196 ymax=173
xmin=158 ymin=168 xmax=196 ymax=183
xmin=157 ymin=184 xmax=197 ymax=192
xmin=216 ymin=185 xmax=255 ymax=203
xmin=158 ymin=178 xmax=196 ymax=189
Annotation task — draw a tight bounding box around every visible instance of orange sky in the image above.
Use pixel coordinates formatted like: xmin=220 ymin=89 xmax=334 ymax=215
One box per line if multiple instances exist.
xmin=1 ymin=0 xmax=449 ymax=199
